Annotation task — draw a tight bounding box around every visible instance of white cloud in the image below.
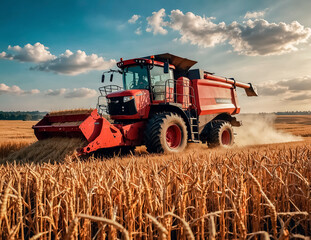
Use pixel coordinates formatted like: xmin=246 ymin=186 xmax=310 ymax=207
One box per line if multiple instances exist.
xmin=0 ymin=43 xmax=117 ymax=75
xmin=146 ymin=10 xmax=311 ymax=56
xmin=0 ymin=83 xmax=40 ymax=95
xmin=64 ymin=88 xmax=97 ymax=98
xmin=28 ymin=89 xmax=40 ymax=94
xmin=44 ymin=87 xmax=97 ymax=98
xmin=146 ymin=8 xmax=168 ymax=35
xmin=258 ymin=76 xmax=311 ymax=101
xmin=0 ymin=52 xmax=8 ymax=59
xmin=135 ymin=27 xmax=142 ymax=35
xmin=278 ymin=76 xmax=311 ymax=91
xmin=45 ymin=88 xmax=66 ymax=96
xmin=257 ymin=82 xmax=288 ymax=96
xmin=31 ymin=50 xmax=116 ymax=75
xmin=285 ymin=93 xmax=311 ymax=101
xmin=244 ymin=10 xmax=266 ymax=19
xmin=0 ymin=43 xmax=55 ymax=62
xmin=227 ymin=19 xmax=311 ymax=56
xmin=169 ymin=9 xmax=227 ymax=47
xmin=144 ymin=9 xmax=311 ymax=56
xmin=128 ymin=14 xmax=140 ymax=24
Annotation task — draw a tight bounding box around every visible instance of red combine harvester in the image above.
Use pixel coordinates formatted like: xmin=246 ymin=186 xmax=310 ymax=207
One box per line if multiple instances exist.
xmin=33 ymin=53 xmax=257 ymax=155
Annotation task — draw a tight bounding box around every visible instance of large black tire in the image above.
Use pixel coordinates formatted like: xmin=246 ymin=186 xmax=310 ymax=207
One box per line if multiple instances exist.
xmin=205 ymin=120 xmax=234 ymax=148
xmin=145 ymin=113 xmax=188 ymax=153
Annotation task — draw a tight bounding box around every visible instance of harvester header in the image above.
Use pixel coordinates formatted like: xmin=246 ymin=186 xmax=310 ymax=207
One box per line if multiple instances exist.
xmin=33 ymin=53 xmax=257 ymax=156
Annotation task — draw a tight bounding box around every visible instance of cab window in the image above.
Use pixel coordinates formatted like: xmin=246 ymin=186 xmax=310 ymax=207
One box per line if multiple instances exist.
xmin=150 ymin=66 xmax=173 ymax=100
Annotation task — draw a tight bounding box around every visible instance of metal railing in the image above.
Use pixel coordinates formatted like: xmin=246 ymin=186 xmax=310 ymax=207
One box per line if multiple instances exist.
xmin=97 ymin=85 xmax=123 ymax=115
xmin=159 ymin=79 xmax=197 ymax=111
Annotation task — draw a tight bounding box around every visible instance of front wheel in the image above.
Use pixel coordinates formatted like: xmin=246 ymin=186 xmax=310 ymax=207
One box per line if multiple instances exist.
xmin=145 ymin=113 xmax=188 ymax=153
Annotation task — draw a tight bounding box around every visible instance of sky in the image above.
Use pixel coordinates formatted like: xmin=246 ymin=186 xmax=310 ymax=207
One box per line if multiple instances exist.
xmin=0 ymin=0 xmax=310 ymax=113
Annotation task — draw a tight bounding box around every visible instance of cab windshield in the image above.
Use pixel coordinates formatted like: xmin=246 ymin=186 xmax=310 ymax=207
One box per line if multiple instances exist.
xmin=122 ymin=65 xmax=174 ymax=92
xmin=123 ymin=65 xmax=149 ymax=90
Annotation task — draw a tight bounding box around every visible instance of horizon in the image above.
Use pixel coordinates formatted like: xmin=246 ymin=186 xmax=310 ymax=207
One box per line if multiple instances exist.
xmin=1 ymin=0 xmax=311 ymax=112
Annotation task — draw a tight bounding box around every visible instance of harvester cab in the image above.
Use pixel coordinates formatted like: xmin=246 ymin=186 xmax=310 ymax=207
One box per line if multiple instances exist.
xmin=33 ymin=53 xmax=258 ymax=156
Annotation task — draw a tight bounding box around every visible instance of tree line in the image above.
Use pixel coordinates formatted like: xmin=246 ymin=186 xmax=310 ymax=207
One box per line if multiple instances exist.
xmin=0 ymin=111 xmax=47 ymax=121
xmin=275 ymin=111 xmax=311 ymax=115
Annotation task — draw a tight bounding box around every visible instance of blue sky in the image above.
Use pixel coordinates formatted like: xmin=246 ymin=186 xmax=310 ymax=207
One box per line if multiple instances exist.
xmin=0 ymin=0 xmax=311 ymax=112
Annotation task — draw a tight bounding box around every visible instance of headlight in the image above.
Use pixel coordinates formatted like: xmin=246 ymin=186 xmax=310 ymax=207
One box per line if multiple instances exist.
xmin=123 ymin=96 xmax=134 ymax=102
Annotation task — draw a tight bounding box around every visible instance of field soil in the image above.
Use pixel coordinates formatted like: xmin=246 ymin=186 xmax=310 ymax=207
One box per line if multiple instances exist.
xmin=0 ymin=120 xmax=37 ymax=143
xmin=275 ymin=115 xmax=311 ymax=140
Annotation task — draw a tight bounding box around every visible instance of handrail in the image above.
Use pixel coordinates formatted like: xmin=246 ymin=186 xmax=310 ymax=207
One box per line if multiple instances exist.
xmin=160 ymin=79 xmax=197 ymax=111
xmin=97 ymin=85 xmax=123 ymax=115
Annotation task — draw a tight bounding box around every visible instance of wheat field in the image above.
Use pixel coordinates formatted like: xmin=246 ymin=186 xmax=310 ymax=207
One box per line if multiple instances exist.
xmin=0 ymin=116 xmax=310 ymax=239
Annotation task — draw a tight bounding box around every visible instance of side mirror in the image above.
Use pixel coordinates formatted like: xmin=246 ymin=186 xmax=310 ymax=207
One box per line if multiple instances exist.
xmin=149 ymin=56 xmax=155 ymax=70
xmin=164 ymin=61 xmax=169 ymax=73
xmin=101 ymin=74 xmax=105 ymax=83
xmin=110 ymin=74 xmax=113 ymax=82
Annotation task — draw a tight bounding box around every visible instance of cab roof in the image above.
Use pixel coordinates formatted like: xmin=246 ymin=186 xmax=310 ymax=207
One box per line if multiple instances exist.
xmin=144 ymin=53 xmax=197 ymax=72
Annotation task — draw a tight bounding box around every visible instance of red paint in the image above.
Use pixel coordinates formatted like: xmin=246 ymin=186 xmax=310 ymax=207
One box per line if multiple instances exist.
xmin=117 ymin=58 xmax=175 ymax=69
xmin=221 ymin=129 xmax=231 ymax=145
xmin=166 ymin=124 xmax=181 ymax=148
xmin=204 ymin=74 xmax=251 ymax=89
xmin=107 ymin=89 xmax=142 ymax=98
xmin=191 ymin=79 xmax=240 ymax=116
xmin=108 ymin=90 xmax=151 ymax=120
xmin=176 ymin=77 xmax=190 ymax=109
xmin=121 ymin=121 xmax=146 ymax=145
xmin=33 ymin=112 xmax=92 ymax=140
xmin=80 ymin=115 xmax=147 ymax=154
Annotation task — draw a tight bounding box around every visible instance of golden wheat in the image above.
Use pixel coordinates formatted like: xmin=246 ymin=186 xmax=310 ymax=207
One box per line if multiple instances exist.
xmin=0 ymin=142 xmax=309 ymax=239
xmin=0 ymin=116 xmax=310 ymax=239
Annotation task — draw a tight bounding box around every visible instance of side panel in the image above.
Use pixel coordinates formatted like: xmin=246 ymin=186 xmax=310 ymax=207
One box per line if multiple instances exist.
xmin=191 ymin=79 xmax=240 ymax=116
xmin=79 ymin=110 xmax=103 ymax=142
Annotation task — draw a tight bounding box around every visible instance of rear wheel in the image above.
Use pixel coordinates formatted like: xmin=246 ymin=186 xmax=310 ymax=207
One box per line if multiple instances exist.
xmin=145 ymin=113 xmax=188 ymax=153
xmin=206 ymin=120 xmax=234 ymax=148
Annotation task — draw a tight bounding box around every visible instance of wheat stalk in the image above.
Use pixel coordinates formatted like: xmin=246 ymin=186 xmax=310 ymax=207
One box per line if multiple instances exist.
xmin=164 ymin=212 xmax=194 ymax=240
xmin=146 ymin=213 xmax=168 ymax=240
xmin=78 ymin=214 xmax=130 ymax=240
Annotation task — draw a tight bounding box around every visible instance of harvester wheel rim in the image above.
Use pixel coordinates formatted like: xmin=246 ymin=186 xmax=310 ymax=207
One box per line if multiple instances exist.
xmin=221 ymin=129 xmax=231 ymax=145
xmin=166 ymin=124 xmax=182 ymax=149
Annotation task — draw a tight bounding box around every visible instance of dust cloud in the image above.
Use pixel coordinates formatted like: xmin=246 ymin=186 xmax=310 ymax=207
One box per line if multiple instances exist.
xmin=234 ymin=114 xmax=302 ymax=146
